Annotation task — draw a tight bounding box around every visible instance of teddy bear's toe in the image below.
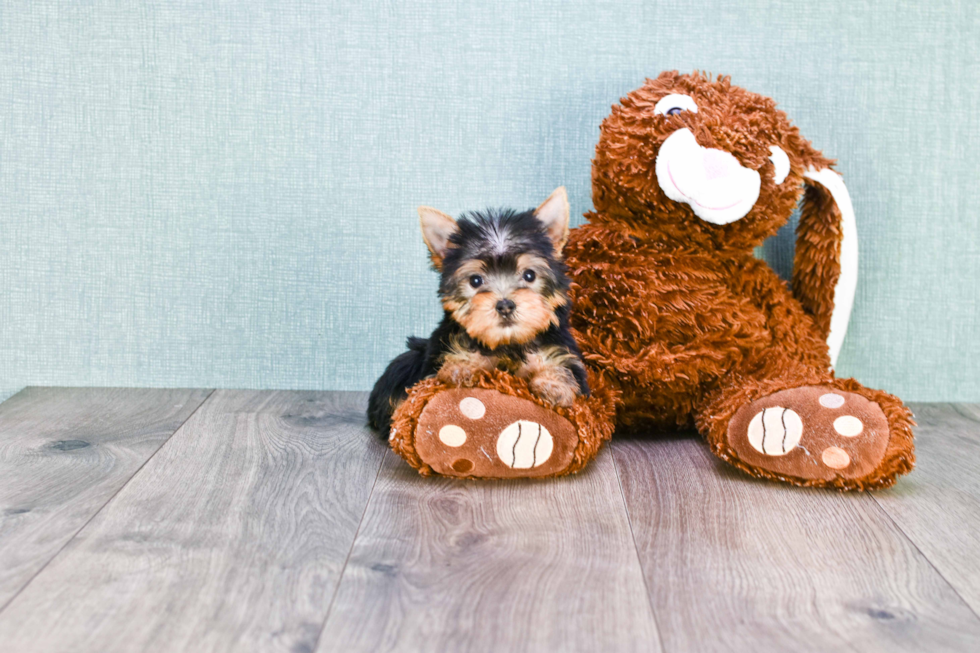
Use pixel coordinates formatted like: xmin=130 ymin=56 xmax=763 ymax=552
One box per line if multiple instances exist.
xmin=414 ymin=388 xmax=578 ymax=478
xmin=727 ymin=386 xmax=891 ymax=483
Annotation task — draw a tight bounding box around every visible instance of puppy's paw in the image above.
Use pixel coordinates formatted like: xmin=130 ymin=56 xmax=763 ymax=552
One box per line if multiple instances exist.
xmin=437 ymin=362 xmax=484 ymax=387
xmin=529 ymin=372 xmax=578 ymax=408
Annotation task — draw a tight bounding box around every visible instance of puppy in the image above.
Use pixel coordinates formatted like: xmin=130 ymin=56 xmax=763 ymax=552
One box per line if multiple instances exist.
xmin=367 ymin=187 xmax=589 ymax=433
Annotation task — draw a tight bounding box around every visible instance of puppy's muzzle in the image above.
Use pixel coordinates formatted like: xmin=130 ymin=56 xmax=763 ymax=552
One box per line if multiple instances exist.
xmin=495 ymin=298 xmax=516 ymax=318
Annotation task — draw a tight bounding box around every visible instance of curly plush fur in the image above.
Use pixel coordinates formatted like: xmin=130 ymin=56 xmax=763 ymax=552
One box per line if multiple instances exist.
xmin=389 ymin=368 xmax=617 ymax=478
xmin=563 ymin=71 xmax=915 ymax=489
xmin=387 ymin=70 xmax=914 ymax=490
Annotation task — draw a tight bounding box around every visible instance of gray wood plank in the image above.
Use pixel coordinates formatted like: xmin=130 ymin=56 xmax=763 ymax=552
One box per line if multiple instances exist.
xmin=872 ymin=403 xmax=980 ymax=614
xmin=0 ymin=387 xmax=211 ymax=609
xmin=317 ymin=448 xmax=661 ymax=653
xmin=0 ymin=390 xmax=387 ymax=653
xmin=0 ymin=387 xmax=21 ymax=404
xmin=612 ymin=433 xmax=980 ymax=653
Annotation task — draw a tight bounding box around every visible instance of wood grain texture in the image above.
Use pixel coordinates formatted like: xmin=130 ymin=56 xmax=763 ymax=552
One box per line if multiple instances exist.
xmin=873 ymin=403 xmax=980 ymax=613
xmin=612 ymin=433 xmax=980 ymax=653
xmin=0 ymin=387 xmax=211 ymax=608
xmin=0 ymin=390 xmax=387 ymax=653
xmin=317 ymin=449 xmax=661 ymax=653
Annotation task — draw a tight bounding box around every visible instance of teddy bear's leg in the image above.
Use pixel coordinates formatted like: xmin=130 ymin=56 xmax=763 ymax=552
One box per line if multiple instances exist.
xmin=696 ymin=361 xmax=915 ymax=490
xmin=388 ymin=372 xmax=616 ymax=479
xmin=410 ymin=387 xmax=580 ymax=478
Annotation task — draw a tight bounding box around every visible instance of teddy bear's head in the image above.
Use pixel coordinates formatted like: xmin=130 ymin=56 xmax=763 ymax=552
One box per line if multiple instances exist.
xmin=589 ymin=70 xmax=861 ymax=366
xmin=591 ymin=71 xmax=834 ymax=251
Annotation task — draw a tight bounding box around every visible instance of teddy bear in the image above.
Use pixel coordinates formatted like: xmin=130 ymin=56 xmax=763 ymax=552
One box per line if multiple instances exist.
xmin=388 ymin=71 xmax=914 ymax=490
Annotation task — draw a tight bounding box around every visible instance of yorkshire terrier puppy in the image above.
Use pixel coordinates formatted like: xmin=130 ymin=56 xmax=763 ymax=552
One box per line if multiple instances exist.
xmin=368 ymin=187 xmax=589 ymax=433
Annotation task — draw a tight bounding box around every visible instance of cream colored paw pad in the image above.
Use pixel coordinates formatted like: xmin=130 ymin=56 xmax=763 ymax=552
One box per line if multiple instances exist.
xmin=833 ymin=415 xmax=864 ymax=437
xmin=458 ymin=397 xmax=485 ymax=420
xmin=822 ymin=446 xmax=851 ymax=469
xmin=747 ymin=407 xmax=803 ymax=456
xmin=496 ymin=420 xmax=553 ymax=469
xmin=438 ymin=424 xmax=467 ymax=447
xmin=819 ymin=393 xmax=846 ymax=408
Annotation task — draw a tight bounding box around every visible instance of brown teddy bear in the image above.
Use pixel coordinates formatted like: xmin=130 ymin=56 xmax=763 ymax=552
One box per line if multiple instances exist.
xmin=389 ymin=71 xmax=915 ymax=490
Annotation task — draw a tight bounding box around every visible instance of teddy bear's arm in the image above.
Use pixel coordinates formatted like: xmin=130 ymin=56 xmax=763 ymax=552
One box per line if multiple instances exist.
xmin=726 ymin=256 xmax=830 ymax=370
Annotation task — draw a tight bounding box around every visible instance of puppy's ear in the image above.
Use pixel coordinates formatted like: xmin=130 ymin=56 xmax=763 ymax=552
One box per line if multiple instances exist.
xmin=418 ymin=206 xmax=458 ymax=269
xmin=534 ymin=186 xmax=571 ymax=255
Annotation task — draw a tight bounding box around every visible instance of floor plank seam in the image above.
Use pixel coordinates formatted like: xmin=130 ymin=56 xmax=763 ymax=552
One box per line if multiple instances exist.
xmin=866 ymin=401 xmax=980 ymax=623
xmin=310 ymin=446 xmax=388 ymax=652
xmin=610 ymin=446 xmax=667 ymax=653
xmin=950 ymin=403 xmax=980 ymax=424
xmin=869 ymin=482 xmax=980 ymax=622
xmin=0 ymin=388 xmax=217 ymax=616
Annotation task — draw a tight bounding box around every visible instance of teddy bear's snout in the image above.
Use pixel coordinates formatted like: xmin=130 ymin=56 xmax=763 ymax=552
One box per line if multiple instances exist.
xmin=654 ymin=127 xmax=762 ymax=226
xmin=702 ymin=147 xmax=742 ymax=181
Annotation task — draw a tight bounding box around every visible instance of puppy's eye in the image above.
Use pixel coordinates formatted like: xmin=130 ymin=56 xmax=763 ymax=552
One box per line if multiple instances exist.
xmin=522 ymin=269 xmax=536 ymax=283
xmin=468 ymin=275 xmax=484 ymax=288
xmin=654 ymin=93 xmax=698 ymax=117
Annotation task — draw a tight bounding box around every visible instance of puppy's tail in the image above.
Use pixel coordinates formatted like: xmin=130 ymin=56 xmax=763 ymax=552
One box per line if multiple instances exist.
xmin=367 ymin=337 xmax=429 ymax=436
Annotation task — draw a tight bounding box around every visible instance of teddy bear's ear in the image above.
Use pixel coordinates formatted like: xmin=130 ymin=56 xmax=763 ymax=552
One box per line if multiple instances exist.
xmin=534 ymin=187 xmax=571 ymax=255
xmin=793 ymin=166 xmax=858 ymax=368
xmin=418 ymin=206 xmax=458 ymax=270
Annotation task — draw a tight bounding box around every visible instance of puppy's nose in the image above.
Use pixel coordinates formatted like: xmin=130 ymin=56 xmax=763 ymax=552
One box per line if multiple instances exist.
xmin=495 ymin=298 xmax=516 ymax=317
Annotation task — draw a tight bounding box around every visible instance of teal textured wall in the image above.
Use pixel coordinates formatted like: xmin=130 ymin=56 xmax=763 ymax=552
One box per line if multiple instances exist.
xmin=1 ymin=0 xmax=978 ymax=403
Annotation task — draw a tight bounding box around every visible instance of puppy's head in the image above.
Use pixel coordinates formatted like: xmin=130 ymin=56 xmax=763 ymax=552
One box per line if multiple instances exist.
xmin=418 ymin=188 xmax=571 ymax=349
xmin=592 ymin=71 xmax=834 ymax=250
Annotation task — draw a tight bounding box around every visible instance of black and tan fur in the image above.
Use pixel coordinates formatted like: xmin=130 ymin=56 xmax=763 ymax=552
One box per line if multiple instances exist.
xmin=367 ymin=188 xmax=588 ymax=433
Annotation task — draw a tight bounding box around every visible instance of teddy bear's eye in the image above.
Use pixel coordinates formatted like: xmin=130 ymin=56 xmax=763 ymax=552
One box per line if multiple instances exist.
xmin=655 ymin=94 xmax=698 ymax=117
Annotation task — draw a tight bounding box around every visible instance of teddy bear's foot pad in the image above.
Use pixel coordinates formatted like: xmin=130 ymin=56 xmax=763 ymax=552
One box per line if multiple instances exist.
xmin=414 ymin=388 xmax=578 ymax=478
xmin=727 ymin=386 xmax=890 ymax=482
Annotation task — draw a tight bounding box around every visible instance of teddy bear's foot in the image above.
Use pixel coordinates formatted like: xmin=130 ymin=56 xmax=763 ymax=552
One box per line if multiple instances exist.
xmin=413 ymin=388 xmax=579 ymax=478
xmin=726 ymin=385 xmax=891 ymax=483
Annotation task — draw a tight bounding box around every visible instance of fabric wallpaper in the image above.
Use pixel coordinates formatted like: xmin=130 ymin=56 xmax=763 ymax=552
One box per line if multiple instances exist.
xmin=1 ymin=0 xmax=977 ymax=402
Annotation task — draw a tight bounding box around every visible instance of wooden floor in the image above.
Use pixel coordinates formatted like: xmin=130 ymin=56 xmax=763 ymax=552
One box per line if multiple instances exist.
xmin=0 ymin=390 xmax=979 ymax=652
